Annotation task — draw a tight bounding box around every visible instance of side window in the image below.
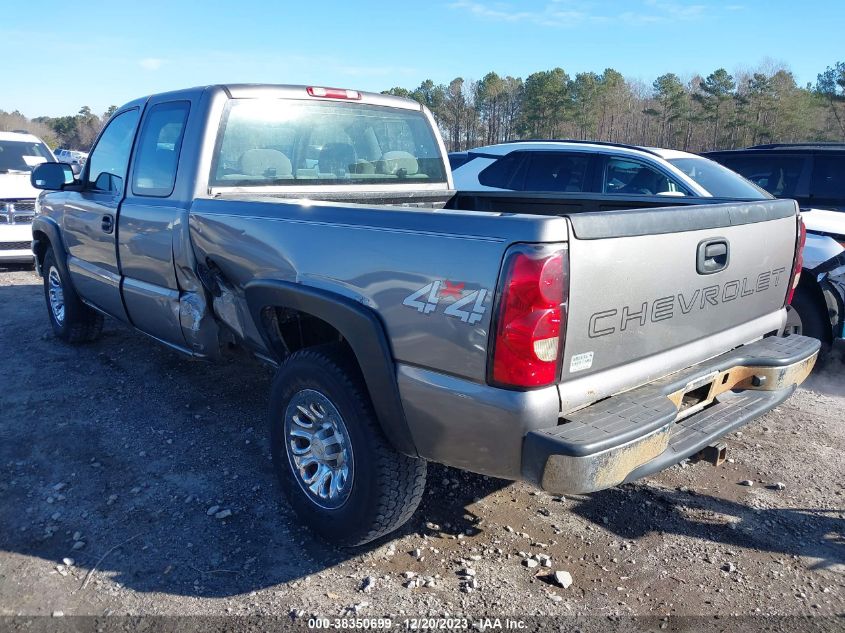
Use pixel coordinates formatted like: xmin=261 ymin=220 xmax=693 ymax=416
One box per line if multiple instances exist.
xmin=810 ymin=155 xmax=845 ymax=201
xmin=720 ymin=155 xmax=804 ymax=197
xmin=132 ymin=101 xmax=190 ymax=197
xmin=86 ymin=109 xmax=140 ymax=193
xmin=478 ymin=152 xmax=528 ymax=189
xmin=523 ymin=153 xmax=591 ymax=192
xmin=603 ymin=157 xmax=685 ymax=196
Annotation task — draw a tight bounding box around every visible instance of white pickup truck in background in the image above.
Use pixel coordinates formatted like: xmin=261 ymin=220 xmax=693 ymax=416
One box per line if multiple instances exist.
xmin=0 ymin=130 xmax=54 ymax=264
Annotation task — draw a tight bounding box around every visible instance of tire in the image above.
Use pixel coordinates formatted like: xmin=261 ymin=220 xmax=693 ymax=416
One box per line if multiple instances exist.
xmin=786 ymin=283 xmax=832 ymax=355
xmin=269 ymin=345 xmax=427 ymax=546
xmin=42 ymin=247 xmax=104 ymax=343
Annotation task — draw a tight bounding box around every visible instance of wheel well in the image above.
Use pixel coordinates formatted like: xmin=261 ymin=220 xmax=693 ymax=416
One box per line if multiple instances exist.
xmin=262 ymin=305 xmax=355 ymax=361
xmin=32 ymin=230 xmax=50 ymax=269
xmin=244 ymin=280 xmax=418 ymax=457
xmin=795 ymin=276 xmax=834 ymax=342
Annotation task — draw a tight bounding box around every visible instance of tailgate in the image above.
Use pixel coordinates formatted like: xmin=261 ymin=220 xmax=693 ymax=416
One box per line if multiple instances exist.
xmin=561 ymin=200 xmax=799 ymax=398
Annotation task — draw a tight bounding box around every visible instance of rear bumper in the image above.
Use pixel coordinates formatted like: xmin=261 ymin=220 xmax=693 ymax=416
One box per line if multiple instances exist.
xmin=522 ymin=334 xmax=819 ymax=494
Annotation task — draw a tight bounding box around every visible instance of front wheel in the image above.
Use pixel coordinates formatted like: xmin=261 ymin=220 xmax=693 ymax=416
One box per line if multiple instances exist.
xmin=42 ymin=247 xmax=103 ymax=343
xmin=269 ymin=346 xmax=427 ymax=546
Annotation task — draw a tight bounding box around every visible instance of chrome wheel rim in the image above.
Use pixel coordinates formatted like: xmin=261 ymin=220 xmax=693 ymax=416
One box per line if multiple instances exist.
xmin=48 ymin=267 xmax=65 ymax=326
xmin=785 ymin=305 xmax=803 ymax=336
xmin=284 ymin=389 xmax=354 ymax=509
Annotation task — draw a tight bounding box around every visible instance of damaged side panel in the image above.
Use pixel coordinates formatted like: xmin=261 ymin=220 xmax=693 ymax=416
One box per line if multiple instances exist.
xmin=177 ymin=291 xmax=221 ymax=356
xmin=172 ymin=209 xmax=221 ymax=357
xmin=211 ymin=281 xmax=250 ymax=341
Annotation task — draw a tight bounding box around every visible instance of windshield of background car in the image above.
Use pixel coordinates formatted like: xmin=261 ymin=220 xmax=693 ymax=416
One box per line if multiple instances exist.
xmin=669 ymin=157 xmax=770 ymax=199
xmin=211 ymin=99 xmax=447 ymax=187
xmin=0 ymin=140 xmax=53 ymax=173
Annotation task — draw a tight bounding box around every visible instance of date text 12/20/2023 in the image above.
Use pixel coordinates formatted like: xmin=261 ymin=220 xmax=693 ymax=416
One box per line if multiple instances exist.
xmin=306 ymin=617 xmax=528 ymax=630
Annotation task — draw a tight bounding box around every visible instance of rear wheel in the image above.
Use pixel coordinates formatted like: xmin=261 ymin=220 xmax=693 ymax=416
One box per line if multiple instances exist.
xmin=42 ymin=247 xmax=103 ymax=343
xmin=270 ymin=345 xmax=427 ymax=546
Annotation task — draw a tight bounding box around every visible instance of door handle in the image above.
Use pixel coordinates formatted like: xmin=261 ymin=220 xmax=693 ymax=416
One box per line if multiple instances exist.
xmin=101 ymin=214 xmax=114 ymax=234
xmin=697 ymin=238 xmax=729 ymax=274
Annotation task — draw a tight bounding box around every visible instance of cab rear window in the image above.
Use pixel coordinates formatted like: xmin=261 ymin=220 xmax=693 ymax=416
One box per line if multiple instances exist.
xmin=211 ymin=100 xmax=447 ymax=187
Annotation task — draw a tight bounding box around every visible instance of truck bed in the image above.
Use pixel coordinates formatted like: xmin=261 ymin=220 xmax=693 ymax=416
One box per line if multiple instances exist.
xmin=192 ymin=193 xmax=798 ymax=394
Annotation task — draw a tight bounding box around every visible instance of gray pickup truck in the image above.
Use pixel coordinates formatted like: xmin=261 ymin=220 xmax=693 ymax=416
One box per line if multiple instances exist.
xmin=30 ymin=84 xmax=819 ymax=546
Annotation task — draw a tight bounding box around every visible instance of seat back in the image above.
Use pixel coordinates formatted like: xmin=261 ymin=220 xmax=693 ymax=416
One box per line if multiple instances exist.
xmin=318 ymin=143 xmax=356 ymax=176
xmin=239 ymin=149 xmax=292 ymax=178
xmin=381 ymin=151 xmax=419 ymax=176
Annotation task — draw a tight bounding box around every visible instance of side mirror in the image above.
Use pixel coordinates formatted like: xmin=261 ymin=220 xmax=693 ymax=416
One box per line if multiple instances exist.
xmin=70 ymin=163 xmax=82 ymax=176
xmin=31 ymin=162 xmax=75 ymax=190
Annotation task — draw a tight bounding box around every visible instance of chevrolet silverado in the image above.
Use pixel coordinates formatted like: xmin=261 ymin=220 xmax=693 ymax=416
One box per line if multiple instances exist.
xmin=30 ymin=84 xmax=818 ymax=545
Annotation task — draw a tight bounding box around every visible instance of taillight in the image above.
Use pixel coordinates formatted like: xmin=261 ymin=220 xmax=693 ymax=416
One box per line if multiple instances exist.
xmin=786 ymin=216 xmax=806 ymax=305
xmin=306 ymin=86 xmax=362 ymax=100
xmin=490 ymin=245 xmax=569 ymax=388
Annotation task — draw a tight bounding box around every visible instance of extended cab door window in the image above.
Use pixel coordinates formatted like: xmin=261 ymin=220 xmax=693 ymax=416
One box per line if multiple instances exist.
xmin=86 ymin=109 xmax=140 ymax=194
xmin=131 ymin=101 xmax=190 ymax=197
xmin=603 ymin=157 xmax=687 ymax=196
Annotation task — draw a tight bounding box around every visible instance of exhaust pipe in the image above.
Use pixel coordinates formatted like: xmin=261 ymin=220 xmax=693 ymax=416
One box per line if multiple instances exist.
xmin=696 ymin=442 xmax=727 ymax=467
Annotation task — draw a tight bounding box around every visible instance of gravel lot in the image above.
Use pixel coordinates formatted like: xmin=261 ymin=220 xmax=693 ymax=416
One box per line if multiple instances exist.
xmin=0 ymin=265 xmax=843 ymax=623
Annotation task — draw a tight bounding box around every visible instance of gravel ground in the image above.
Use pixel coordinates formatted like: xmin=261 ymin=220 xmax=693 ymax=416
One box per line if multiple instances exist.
xmin=0 ymin=265 xmax=843 ymax=623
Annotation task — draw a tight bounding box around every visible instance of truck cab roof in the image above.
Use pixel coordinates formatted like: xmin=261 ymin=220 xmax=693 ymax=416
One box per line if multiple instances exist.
xmin=114 ymin=84 xmax=424 ymax=116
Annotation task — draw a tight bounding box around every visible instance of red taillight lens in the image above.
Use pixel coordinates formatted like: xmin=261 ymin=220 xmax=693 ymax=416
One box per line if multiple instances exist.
xmin=306 ymin=86 xmax=362 ymax=100
xmin=491 ymin=245 xmax=568 ymax=388
xmin=786 ymin=216 xmax=806 ymax=306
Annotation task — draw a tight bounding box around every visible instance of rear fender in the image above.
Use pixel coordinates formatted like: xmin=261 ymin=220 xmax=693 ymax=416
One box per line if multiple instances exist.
xmin=244 ymin=280 xmax=418 ymax=457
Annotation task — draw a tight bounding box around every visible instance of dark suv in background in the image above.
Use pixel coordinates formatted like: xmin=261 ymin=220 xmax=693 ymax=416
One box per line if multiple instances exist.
xmin=704 ymin=144 xmax=845 ymax=245
xmin=704 ymin=143 xmax=845 ymax=211
xmin=705 ymin=143 xmax=845 ymax=351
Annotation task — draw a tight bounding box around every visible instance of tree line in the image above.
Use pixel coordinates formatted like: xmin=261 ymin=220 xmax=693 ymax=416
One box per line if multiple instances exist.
xmin=3 ymin=61 xmax=844 ymax=154
xmin=384 ymin=61 xmax=845 ymax=152
xmin=0 ymin=105 xmax=116 ymax=150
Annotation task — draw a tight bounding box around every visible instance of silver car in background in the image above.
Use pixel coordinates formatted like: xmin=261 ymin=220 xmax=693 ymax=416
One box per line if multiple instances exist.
xmin=450 ymin=141 xmax=842 ymax=353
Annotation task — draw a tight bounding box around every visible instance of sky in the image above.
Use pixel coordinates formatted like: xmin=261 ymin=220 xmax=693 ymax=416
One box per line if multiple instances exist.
xmin=2 ymin=0 xmax=843 ymax=118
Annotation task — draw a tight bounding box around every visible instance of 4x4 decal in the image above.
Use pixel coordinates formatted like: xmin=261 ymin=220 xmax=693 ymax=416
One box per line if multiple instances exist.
xmin=403 ymin=280 xmax=489 ymax=324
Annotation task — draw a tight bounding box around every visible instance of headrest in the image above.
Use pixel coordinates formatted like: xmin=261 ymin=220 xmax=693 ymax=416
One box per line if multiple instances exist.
xmin=318 ymin=143 xmax=356 ymax=174
xmin=381 ymin=151 xmax=418 ymax=175
xmin=239 ymin=148 xmax=292 ymax=177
